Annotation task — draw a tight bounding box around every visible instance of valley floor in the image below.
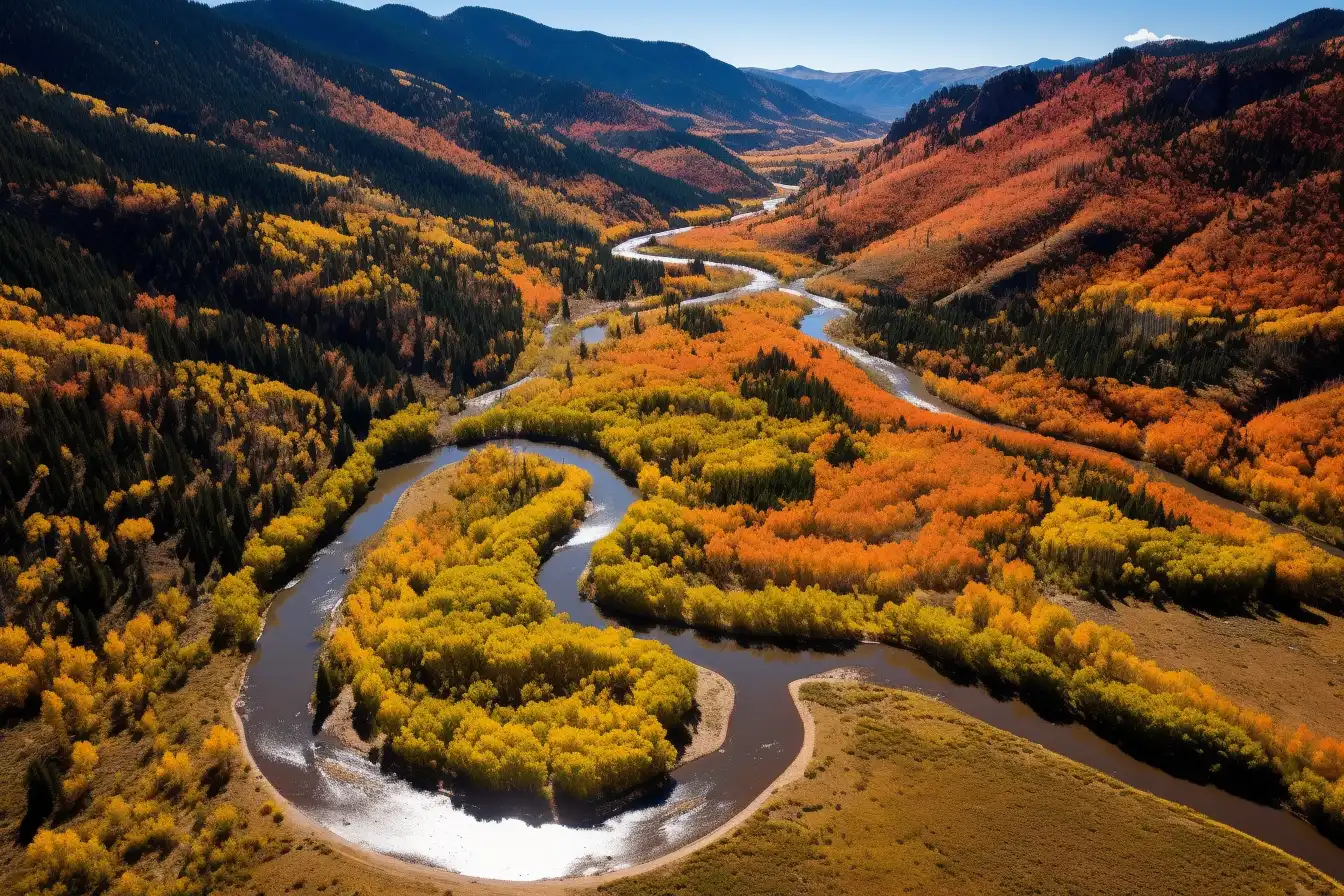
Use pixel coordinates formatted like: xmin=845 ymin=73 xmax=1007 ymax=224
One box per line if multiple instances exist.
xmin=603 ymin=681 xmax=1340 ymax=896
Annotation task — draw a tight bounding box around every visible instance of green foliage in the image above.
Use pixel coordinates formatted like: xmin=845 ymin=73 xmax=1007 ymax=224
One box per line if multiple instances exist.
xmin=735 ymin=348 xmax=855 ymax=425
xmin=665 ymin=304 xmax=725 ymax=338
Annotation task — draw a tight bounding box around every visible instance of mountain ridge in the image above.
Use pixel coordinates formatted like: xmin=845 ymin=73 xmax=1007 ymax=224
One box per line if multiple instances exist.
xmin=215 ymin=0 xmax=781 ymax=194
xmin=747 ymin=57 xmax=1092 ymax=121
xmin=218 ymin=0 xmax=885 ymax=151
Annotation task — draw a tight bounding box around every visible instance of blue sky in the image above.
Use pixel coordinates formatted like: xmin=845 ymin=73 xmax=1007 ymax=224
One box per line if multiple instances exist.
xmin=210 ymin=1 xmax=1329 ymax=71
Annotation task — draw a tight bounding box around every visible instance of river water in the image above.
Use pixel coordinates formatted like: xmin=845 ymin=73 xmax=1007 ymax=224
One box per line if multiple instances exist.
xmin=237 ymin=199 xmax=1344 ymax=883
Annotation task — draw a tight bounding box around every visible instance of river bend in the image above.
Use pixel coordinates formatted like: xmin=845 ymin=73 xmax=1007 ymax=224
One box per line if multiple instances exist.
xmin=237 ymin=198 xmax=1344 ymax=882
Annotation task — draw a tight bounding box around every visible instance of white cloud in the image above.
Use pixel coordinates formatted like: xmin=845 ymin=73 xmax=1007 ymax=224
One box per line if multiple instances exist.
xmin=1124 ymin=28 xmax=1183 ymax=45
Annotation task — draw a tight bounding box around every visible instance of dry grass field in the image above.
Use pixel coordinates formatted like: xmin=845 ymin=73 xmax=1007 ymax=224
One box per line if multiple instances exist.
xmin=599 ymin=682 xmax=1341 ymax=896
xmin=8 ymin=664 xmax=1329 ymax=896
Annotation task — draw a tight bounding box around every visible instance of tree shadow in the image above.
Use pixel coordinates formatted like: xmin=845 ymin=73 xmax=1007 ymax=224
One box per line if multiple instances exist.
xmin=17 ymin=758 xmax=58 ymax=845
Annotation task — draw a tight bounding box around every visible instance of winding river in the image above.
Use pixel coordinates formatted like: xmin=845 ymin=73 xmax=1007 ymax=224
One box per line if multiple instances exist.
xmin=237 ymin=196 xmax=1344 ymax=883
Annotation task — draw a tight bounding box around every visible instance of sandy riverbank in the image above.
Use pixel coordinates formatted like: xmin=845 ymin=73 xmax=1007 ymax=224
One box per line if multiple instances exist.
xmin=231 ymin=668 xmax=849 ymax=892
xmin=678 ymin=665 xmax=733 ymax=765
xmin=319 ymin=687 xmax=378 ymax=754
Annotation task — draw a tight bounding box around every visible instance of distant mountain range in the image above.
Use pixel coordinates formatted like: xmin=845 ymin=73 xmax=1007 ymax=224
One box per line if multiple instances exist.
xmin=747 ymin=58 xmax=1092 ymax=122
xmin=218 ymin=1 xmax=887 ymax=150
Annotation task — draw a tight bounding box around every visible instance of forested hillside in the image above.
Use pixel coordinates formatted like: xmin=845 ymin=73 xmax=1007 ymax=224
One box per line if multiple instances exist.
xmin=219 ymin=0 xmax=884 ymax=153
xmin=0 ymin=0 xmax=679 ymax=632
xmin=664 ymin=10 xmax=1344 ymax=544
xmin=0 ymin=4 xmax=687 ymax=885
xmin=215 ymin=0 xmax=775 ymax=198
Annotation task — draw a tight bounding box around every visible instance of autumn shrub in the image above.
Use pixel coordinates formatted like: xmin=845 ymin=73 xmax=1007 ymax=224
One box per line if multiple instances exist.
xmin=201 ymin=725 xmax=239 ymax=786
xmin=26 ymin=829 xmax=115 ymax=894
xmin=61 ymin=740 xmax=98 ymax=803
xmin=210 ymin=571 xmax=263 ymax=649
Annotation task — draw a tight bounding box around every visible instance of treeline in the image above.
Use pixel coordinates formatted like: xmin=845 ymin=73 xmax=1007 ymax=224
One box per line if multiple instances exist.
xmin=856 ymin=293 xmax=1285 ymax=394
xmin=212 ymin=405 xmax=437 ymax=648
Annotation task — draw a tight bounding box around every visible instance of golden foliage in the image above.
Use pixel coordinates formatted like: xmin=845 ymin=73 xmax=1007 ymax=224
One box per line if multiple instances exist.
xmin=323 ymin=447 xmax=695 ymax=798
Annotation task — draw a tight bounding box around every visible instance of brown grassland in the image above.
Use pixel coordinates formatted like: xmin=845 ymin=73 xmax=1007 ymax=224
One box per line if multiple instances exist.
xmin=1051 ymin=592 xmax=1344 ymax=738
xmin=602 ymin=681 xmax=1338 ymax=896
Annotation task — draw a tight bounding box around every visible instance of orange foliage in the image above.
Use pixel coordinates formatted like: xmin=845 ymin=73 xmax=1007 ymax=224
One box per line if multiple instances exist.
xmin=626 ymin=147 xmax=760 ymax=196
xmin=1138 ymin=172 xmax=1344 ymax=318
xmin=1231 ymin=384 xmax=1344 ymax=529
xmin=925 ymin=368 xmax=1142 ymax=455
xmin=1095 ymin=381 xmax=1235 ymax=478
xmin=507 ymin=267 xmax=564 ymax=318
xmin=923 ymin=360 xmax=1252 ymax=482
xmin=700 ymin=425 xmax=1042 ymax=597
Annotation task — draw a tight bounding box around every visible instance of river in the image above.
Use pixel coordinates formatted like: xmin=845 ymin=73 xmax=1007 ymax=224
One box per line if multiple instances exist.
xmin=237 ymin=196 xmax=1344 ymax=883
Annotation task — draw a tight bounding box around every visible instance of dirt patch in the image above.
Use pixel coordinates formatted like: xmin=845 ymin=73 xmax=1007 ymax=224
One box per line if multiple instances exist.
xmin=566 ymin=297 xmax=622 ymax=321
xmin=387 ymin=462 xmax=463 ymax=526
xmin=678 ymin=665 xmax=734 ymax=766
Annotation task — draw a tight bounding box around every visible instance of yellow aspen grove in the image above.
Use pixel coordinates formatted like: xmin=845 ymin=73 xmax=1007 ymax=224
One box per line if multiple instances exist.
xmin=321 ymin=447 xmax=696 ymax=799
